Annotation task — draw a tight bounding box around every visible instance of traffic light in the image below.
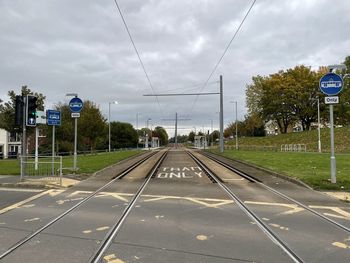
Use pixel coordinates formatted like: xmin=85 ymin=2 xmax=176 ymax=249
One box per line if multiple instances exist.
xmin=26 ymin=95 xmax=37 ymax=126
xmin=14 ymin=95 xmax=23 ymax=126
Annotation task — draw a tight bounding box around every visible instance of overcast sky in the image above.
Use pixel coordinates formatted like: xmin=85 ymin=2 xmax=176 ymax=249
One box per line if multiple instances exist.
xmin=1 ymin=0 xmax=350 ymax=137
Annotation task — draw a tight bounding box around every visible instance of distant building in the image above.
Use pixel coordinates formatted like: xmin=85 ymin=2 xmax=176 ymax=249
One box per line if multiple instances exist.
xmin=0 ymin=128 xmax=21 ymax=159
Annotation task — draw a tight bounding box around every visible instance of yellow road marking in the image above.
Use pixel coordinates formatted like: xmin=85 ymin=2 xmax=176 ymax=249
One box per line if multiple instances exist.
xmin=309 ymin=206 xmax=350 ymax=220
xmin=332 ymin=242 xmax=350 ymax=249
xmin=0 ymin=189 xmax=57 ymax=215
xmin=103 ymin=254 xmax=125 ymax=263
xmin=196 ymin=235 xmax=208 ymax=241
xmin=83 ymin=230 xmax=92 ymax=234
xmin=244 ymin=201 xmax=304 ymax=215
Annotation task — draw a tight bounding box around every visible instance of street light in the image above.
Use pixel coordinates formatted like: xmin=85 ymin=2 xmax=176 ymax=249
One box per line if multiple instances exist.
xmin=230 ymin=100 xmax=238 ymax=150
xmin=136 ymin=113 xmax=142 ymax=149
xmin=108 ymin=101 xmax=118 ymax=152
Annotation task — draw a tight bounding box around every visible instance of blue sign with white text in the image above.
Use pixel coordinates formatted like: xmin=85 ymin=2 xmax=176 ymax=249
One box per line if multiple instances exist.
xmin=69 ymin=97 xmax=83 ymax=113
xmin=319 ymin=73 xmax=343 ymax=96
xmin=47 ymin=110 xmax=61 ymax=126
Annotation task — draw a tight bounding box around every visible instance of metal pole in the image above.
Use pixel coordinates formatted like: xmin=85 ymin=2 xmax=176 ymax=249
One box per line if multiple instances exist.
xmin=317 ymin=98 xmax=321 ymax=153
xmin=175 ymin=113 xmax=178 ymax=149
xmin=73 ymin=117 xmax=78 ymax=171
xmin=35 ymin=126 xmax=39 ymax=170
xmin=108 ymin=103 xmax=111 ymax=152
xmin=136 ymin=113 xmax=139 ymax=150
xmin=211 ymin=119 xmax=213 ymax=147
xmin=329 ymin=104 xmax=336 ymax=183
xmin=52 ymin=126 xmax=55 ymax=176
xmin=21 ymin=96 xmax=26 ymax=181
xmin=219 ymin=75 xmax=224 ymax=153
xmin=235 ymin=101 xmax=238 ymax=150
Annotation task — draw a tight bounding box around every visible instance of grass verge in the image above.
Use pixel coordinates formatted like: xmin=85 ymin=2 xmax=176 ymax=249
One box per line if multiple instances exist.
xmin=0 ymin=150 xmax=142 ymax=176
xmin=209 ymin=149 xmax=350 ymax=191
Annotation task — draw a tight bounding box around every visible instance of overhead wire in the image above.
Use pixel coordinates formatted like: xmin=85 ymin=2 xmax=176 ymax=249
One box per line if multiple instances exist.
xmin=189 ymin=0 xmax=257 ymax=113
xmin=112 ymin=0 xmax=162 ymax=114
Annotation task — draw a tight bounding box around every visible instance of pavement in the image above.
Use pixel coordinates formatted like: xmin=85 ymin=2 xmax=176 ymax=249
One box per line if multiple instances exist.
xmin=0 ymin=175 xmax=81 ymax=189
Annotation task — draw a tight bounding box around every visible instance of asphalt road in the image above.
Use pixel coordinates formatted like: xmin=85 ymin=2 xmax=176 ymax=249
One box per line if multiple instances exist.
xmin=0 ymin=149 xmax=349 ymax=262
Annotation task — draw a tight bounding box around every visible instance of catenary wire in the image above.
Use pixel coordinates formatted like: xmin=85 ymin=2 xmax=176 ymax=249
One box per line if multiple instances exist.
xmin=189 ymin=0 xmax=257 ymax=113
xmin=112 ymin=0 xmax=163 ymax=114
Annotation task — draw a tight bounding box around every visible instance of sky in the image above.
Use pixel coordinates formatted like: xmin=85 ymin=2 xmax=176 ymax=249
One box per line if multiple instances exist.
xmin=1 ymin=0 xmax=350 ymax=137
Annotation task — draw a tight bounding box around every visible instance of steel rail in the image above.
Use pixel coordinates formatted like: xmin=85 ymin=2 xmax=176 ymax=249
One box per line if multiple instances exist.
xmin=200 ymin=151 xmax=350 ymax=233
xmin=0 ymin=151 xmax=159 ymax=260
xmin=90 ymin=150 xmax=168 ymax=263
xmin=187 ymin=151 xmax=304 ymax=263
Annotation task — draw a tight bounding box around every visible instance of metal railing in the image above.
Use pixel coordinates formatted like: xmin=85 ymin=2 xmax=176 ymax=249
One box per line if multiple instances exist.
xmin=20 ymin=155 xmax=62 ymax=186
xmin=280 ymin=144 xmax=306 ymax=152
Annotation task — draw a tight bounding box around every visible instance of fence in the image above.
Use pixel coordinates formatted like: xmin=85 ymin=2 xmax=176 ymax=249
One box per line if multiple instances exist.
xmin=20 ymin=155 xmax=62 ymax=186
xmin=225 ymin=145 xmax=278 ymax=151
xmin=280 ymin=144 xmax=307 ymax=152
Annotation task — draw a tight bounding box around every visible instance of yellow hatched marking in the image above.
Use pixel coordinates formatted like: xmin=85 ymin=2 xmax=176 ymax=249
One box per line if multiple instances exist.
xmin=309 ymin=206 xmax=350 ymax=220
xmin=244 ymin=201 xmax=304 ymax=215
xmin=0 ymin=189 xmax=57 ymax=215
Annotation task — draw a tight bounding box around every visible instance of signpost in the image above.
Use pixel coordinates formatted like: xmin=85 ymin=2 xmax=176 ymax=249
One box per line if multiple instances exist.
xmin=47 ymin=110 xmax=61 ymax=175
xmin=319 ymin=72 xmax=344 ymax=183
xmin=69 ymin=97 xmax=83 ymax=171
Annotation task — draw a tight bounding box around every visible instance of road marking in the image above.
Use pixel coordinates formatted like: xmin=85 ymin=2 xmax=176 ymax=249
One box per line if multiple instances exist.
xmin=268 ymin=223 xmax=289 ymax=231
xmin=96 ymin=226 xmax=110 ymax=231
xmin=24 ymin=217 xmax=40 ymax=222
xmin=332 ymin=242 xmax=350 ymax=249
xmin=196 ymin=235 xmax=208 ymax=241
xmin=309 ymin=206 xmax=350 ymax=220
xmin=103 ymin=254 xmax=125 ymax=263
xmin=83 ymin=230 xmax=92 ymax=234
xmin=0 ymin=189 xmax=58 ymax=215
xmin=244 ymin=201 xmax=304 ymax=215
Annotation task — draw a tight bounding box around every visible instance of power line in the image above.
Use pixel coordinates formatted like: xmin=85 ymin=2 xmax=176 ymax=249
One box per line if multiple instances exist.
xmin=112 ymin=0 xmax=162 ymax=113
xmin=189 ymin=0 xmax=257 ymax=112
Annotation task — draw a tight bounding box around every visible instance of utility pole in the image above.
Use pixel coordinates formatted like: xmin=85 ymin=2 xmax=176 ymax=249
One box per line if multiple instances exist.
xmin=175 ymin=113 xmax=178 ymax=148
xmin=219 ymin=75 xmax=224 ymax=153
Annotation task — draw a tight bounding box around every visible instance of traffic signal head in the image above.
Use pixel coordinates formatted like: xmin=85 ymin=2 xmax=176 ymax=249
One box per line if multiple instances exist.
xmin=15 ymin=95 xmax=23 ymax=126
xmin=26 ymin=95 xmax=37 ymax=126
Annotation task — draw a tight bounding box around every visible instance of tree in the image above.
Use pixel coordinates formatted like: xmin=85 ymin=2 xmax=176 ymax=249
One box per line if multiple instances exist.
xmin=0 ymin=86 xmax=45 ymax=133
xmin=188 ymin=131 xmax=195 ymax=142
xmin=153 ymin=126 xmax=168 ymax=146
xmin=110 ymin=121 xmax=138 ymax=149
xmin=52 ymin=100 xmax=107 ymax=152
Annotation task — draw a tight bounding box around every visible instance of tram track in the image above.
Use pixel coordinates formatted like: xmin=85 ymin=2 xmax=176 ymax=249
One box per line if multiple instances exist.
xmin=198 ymin=150 xmax=350 ymax=233
xmin=187 ymin=150 xmax=304 ymax=263
xmin=0 ymin=150 xmax=164 ymax=261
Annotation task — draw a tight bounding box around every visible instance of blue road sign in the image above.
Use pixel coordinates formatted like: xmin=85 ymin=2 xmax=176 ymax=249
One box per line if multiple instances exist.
xmin=319 ymin=73 xmax=343 ymax=96
xmin=69 ymin=97 xmax=83 ymax=113
xmin=47 ymin=110 xmax=61 ymax=126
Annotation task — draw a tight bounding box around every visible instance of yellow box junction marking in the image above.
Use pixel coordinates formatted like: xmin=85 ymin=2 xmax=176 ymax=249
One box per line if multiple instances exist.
xmin=0 ymin=189 xmax=63 ymax=215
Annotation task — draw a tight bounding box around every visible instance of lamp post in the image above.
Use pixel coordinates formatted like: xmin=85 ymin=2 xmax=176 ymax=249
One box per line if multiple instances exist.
xmin=136 ymin=113 xmax=141 ymax=149
xmin=108 ymin=101 xmax=118 ymax=152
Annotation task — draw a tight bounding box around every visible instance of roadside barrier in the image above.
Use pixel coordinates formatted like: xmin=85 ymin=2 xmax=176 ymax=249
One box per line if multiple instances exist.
xmin=280 ymin=144 xmax=306 ymax=152
xmin=20 ymin=155 xmax=62 ymax=186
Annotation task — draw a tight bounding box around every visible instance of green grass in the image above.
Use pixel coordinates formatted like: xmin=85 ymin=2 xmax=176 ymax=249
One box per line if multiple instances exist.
xmin=0 ymin=150 xmax=142 ymax=176
xmin=0 ymin=159 xmax=21 ymax=175
xmin=227 ymin=126 xmax=350 ymax=153
xmin=210 ymin=149 xmax=350 ymax=191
